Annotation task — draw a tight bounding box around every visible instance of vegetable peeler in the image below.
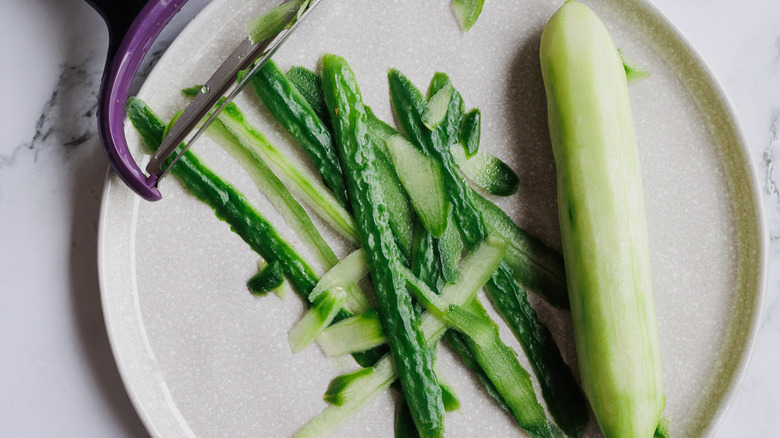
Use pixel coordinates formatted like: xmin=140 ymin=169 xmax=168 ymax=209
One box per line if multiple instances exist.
xmin=88 ymin=0 xmax=321 ymax=201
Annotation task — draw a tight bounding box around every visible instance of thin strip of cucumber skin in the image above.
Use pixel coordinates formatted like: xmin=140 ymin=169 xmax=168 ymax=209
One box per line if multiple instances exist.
xmin=388 ymin=71 xmax=588 ymax=438
xmin=286 ymin=66 xmax=330 ymax=125
xmin=181 ymin=87 xmax=359 ymax=246
xmin=459 ymin=108 xmax=481 ymax=157
xmin=289 ymin=287 xmax=346 ymax=353
xmin=471 ymin=191 xmax=569 ymax=310
xmin=428 ymin=74 xmax=519 ymax=198
xmin=267 ymin=68 xmax=415 ymax=258
xmin=308 ymin=248 xmax=370 ymax=315
xmin=247 ymin=260 xmax=285 ymax=295
xmin=405 ymin=279 xmax=562 ymax=438
xmin=436 ymin=213 xmax=462 ymax=284
xmin=450 ymin=143 xmax=519 ymax=197
xmin=249 ymin=60 xmax=350 ymax=209
xmin=441 ymin=329 xmax=511 ymax=412
xmin=206 ymin=116 xmax=339 ymax=269
xmin=296 ymin=236 xmax=506 ymax=438
xmin=451 ymin=0 xmax=485 ymax=32
xmin=126 ymin=97 xmax=384 ymax=368
xmin=411 ymin=217 xmax=445 ymax=293
xmin=384 ymin=134 xmax=450 ymax=237
xmin=410 ymin=220 xmax=514 ymax=418
xmin=322 ymin=54 xmax=444 ymax=438
xmin=317 ymin=308 xmax=386 ymax=357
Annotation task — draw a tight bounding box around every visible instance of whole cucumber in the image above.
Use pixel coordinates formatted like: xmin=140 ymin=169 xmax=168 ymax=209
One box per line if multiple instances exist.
xmin=540 ymin=2 xmax=665 ymax=437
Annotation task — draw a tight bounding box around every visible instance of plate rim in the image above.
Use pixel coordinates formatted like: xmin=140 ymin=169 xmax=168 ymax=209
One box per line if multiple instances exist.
xmin=96 ymin=0 xmax=769 ymax=436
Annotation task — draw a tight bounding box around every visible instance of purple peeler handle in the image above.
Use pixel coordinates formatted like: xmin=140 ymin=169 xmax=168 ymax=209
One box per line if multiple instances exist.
xmin=94 ymin=0 xmax=189 ymax=201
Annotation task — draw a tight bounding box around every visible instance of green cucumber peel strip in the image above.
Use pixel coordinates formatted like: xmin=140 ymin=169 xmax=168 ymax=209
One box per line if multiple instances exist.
xmin=317 ymin=308 xmax=385 ymax=357
xmin=436 ymin=214 xmax=463 ymax=284
xmin=457 ymin=300 xmax=563 ymax=438
xmin=246 ymin=0 xmax=308 ymax=44
xmin=181 ymin=88 xmax=359 ymax=246
xmin=396 ymin=379 xmax=457 ymax=438
xmin=427 ymin=73 xmax=465 ymax=152
xmin=411 ymin=219 xmax=445 ymax=293
xmin=422 ymin=83 xmax=454 ymax=130
xmin=286 ymin=65 xmax=330 ymax=125
xmin=459 ymin=108 xmax=481 ymax=157
xmin=249 ymin=61 xmax=350 ymax=209
xmin=451 ymin=0 xmax=485 ymax=32
xmin=442 ymin=330 xmax=511 ymax=413
xmin=471 ymin=192 xmax=569 ymax=309
xmin=296 ymin=237 xmax=506 ymax=438
xmin=389 ymin=70 xmax=588 ymax=438
xmin=289 ymin=287 xmax=346 ymax=353
xmin=259 ymin=259 xmax=291 ymax=298
xmin=385 ymin=135 xmax=450 ymax=237
xmin=206 ymin=114 xmax=340 ymax=269
xmin=619 ymin=49 xmax=651 ymax=84
xmin=309 ymin=248 xmax=370 ymax=315
xmin=280 ymin=70 xmax=416 ymax=257
xmin=322 ymin=53 xmax=443 ymax=438
xmin=247 ymin=260 xmax=284 ymax=295
xmin=451 ymin=143 xmax=519 ymax=197
xmin=323 ymin=367 xmax=376 ymax=406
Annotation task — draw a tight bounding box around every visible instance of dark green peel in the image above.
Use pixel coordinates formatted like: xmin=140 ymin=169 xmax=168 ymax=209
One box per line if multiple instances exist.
xmin=459 ymin=108 xmax=481 ymax=157
xmin=286 ymin=66 xmax=330 ymax=124
xmin=247 ymin=261 xmax=284 ymax=295
xmin=322 ymin=55 xmax=444 ymax=438
xmin=250 ymin=60 xmax=350 ymax=209
xmin=387 ymin=71 xmax=588 ymax=438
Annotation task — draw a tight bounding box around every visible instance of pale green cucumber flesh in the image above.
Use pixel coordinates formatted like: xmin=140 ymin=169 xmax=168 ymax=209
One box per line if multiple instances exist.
xmin=288 ymin=287 xmax=346 ymax=353
xmin=450 ymin=143 xmax=519 ymax=197
xmin=540 ymin=2 xmax=665 ymax=437
xmin=317 ymin=308 xmax=385 ymax=357
xmin=422 ymin=84 xmax=454 ymax=130
xmin=451 ymin=0 xmax=485 ymax=32
xmin=385 ymin=135 xmax=451 ymax=236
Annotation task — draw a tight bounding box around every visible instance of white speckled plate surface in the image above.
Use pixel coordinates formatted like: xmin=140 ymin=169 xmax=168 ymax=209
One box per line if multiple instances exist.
xmin=98 ymin=0 xmax=766 ymax=437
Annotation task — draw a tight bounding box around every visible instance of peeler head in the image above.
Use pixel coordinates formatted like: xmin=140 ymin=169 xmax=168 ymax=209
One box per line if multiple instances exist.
xmin=94 ymin=0 xmax=188 ymax=201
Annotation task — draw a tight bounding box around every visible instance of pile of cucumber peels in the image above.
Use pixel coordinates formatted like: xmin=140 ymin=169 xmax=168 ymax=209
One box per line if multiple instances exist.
xmin=119 ymin=4 xmax=664 ymax=435
xmin=127 ymin=53 xmax=586 ymax=436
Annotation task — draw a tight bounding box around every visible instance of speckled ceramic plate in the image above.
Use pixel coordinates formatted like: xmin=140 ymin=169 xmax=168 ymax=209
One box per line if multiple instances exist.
xmin=98 ymin=1 xmax=766 ymax=436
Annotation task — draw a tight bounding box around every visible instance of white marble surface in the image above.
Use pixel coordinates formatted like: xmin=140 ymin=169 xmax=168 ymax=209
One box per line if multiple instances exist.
xmin=0 ymin=0 xmax=777 ymax=436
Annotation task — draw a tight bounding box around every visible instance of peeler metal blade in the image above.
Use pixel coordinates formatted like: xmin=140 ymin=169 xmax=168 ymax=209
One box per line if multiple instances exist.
xmin=146 ymin=0 xmax=322 ymax=182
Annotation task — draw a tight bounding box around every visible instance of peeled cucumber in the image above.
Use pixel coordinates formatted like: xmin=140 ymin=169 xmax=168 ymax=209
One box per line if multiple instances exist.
xmin=539 ymin=2 xmax=665 ymax=438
